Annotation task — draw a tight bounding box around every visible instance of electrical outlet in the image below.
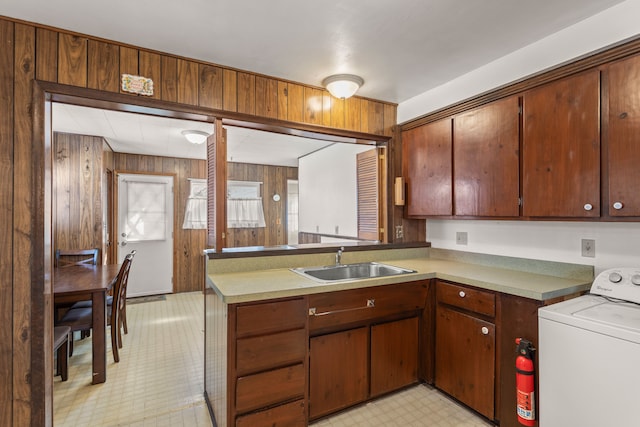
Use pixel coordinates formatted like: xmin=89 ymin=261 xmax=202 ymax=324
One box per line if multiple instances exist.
xmin=335 ymin=225 xmax=339 ymax=234
xmin=456 ymin=231 xmax=468 ymax=245
xmin=395 ymin=225 xmax=404 ymax=239
xmin=581 ymin=239 xmax=596 ymax=258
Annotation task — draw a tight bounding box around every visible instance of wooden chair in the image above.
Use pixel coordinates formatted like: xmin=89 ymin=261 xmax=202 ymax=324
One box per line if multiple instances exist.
xmin=53 ymin=325 xmax=71 ymax=381
xmin=55 ymin=248 xmax=100 ymax=268
xmin=70 ymin=250 xmax=136 ymax=339
xmin=57 ymin=251 xmax=135 ymax=363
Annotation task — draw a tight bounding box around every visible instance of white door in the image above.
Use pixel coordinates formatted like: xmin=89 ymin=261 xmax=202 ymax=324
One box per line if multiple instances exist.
xmin=117 ymin=173 xmax=173 ymax=297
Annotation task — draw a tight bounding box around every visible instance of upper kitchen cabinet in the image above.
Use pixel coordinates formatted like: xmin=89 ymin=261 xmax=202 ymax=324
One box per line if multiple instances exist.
xmin=402 ymin=118 xmax=453 ymax=217
xmin=522 ymin=70 xmax=600 ymax=218
xmin=453 ymin=96 xmax=520 ymax=217
xmin=606 ymin=54 xmax=640 ymax=217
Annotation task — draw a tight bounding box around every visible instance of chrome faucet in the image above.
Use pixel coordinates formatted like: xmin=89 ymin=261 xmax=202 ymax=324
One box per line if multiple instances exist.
xmin=336 ymin=247 xmax=344 ymax=265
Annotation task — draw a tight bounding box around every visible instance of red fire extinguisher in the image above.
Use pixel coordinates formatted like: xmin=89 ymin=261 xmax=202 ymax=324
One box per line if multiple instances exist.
xmin=515 ymin=338 xmax=536 ymax=426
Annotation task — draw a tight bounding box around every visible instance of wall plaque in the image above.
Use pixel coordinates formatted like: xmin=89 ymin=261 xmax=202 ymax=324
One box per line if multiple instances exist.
xmin=121 ymin=74 xmax=154 ymax=96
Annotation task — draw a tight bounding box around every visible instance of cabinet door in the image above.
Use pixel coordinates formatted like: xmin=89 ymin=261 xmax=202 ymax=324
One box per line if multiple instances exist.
xmin=522 ymin=70 xmax=600 ymax=217
xmin=371 ymin=317 xmax=419 ymax=397
xmin=454 ymin=96 xmax=520 ymax=216
xmin=309 ymin=327 xmax=368 ymax=419
xmin=607 ymin=54 xmax=640 ymax=216
xmin=402 ymin=118 xmax=452 ymax=216
xmin=435 ymin=305 xmax=495 ymax=420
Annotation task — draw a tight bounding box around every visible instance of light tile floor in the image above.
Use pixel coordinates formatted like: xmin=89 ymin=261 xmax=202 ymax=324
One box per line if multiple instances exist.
xmin=54 ymin=292 xmax=494 ymax=427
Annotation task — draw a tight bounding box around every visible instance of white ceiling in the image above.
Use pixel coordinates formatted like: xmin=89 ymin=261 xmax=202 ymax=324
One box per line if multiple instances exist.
xmin=1 ymin=0 xmax=624 ymax=104
xmin=13 ymin=0 xmax=626 ymax=162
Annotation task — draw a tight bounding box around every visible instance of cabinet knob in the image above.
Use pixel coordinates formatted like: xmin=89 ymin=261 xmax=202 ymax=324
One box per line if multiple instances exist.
xmin=458 ymin=291 xmax=466 ymax=298
xmin=481 ymin=327 xmax=489 ymax=335
xmin=613 ymin=201 xmax=624 ymax=210
xmin=583 ymin=203 xmax=593 ymax=211
xmin=632 ymin=274 xmax=640 ymax=286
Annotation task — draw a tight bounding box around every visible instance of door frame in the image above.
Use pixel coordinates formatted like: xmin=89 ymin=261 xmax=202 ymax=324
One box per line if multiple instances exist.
xmin=114 ymin=170 xmax=177 ymax=293
xmin=33 ymin=80 xmax=389 ymax=424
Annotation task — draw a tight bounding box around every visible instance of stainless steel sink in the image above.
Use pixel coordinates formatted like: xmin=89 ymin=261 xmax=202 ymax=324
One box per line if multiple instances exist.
xmin=291 ymin=262 xmax=415 ymax=283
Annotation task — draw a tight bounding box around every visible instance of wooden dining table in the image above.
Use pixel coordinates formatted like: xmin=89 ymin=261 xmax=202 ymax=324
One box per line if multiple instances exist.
xmin=54 ymin=263 xmax=121 ymax=384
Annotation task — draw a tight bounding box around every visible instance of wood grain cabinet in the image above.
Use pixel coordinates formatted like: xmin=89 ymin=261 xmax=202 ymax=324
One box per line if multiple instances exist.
xmin=232 ymin=298 xmax=308 ymax=426
xmin=308 ymin=281 xmax=428 ymax=420
xmin=522 ymin=70 xmax=601 ymax=217
xmin=435 ymin=280 xmax=496 ymax=420
xmin=453 ymin=96 xmax=520 ymax=217
xmin=606 ymin=53 xmax=640 ymax=217
xmin=402 ymin=118 xmax=453 ymax=217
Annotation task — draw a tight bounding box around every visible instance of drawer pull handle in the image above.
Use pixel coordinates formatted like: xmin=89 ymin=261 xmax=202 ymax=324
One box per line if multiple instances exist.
xmin=481 ymin=327 xmax=489 ymax=335
xmin=459 ymin=291 xmax=466 ymax=298
xmin=309 ymin=299 xmax=375 ymax=317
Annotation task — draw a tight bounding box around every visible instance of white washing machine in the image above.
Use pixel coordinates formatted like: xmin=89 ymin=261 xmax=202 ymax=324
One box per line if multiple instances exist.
xmin=538 ymin=268 xmax=640 ymax=427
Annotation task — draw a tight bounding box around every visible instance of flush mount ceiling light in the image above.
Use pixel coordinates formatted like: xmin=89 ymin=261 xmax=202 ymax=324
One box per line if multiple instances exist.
xmin=322 ymin=74 xmax=364 ymax=99
xmin=181 ymin=130 xmax=210 ymax=144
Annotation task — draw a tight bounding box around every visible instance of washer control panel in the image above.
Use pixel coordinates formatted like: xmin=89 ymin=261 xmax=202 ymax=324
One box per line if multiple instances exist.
xmin=590 ymin=268 xmax=640 ymax=304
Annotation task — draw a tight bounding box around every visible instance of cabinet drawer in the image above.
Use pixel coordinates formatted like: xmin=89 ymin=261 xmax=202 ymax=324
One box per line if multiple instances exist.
xmin=236 ymin=364 xmax=306 ymax=414
xmin=236 ymin=298 xmax=306 ymax=337
xmin=437 ymin=281 xmax=495 ymax=318
xmin=236 ymin=399 xmax=306 ymax=427
xmin=236 ymin=329 xmax=306 ymax=376
xmin=309 ymin=281 xmax=428 ymax=333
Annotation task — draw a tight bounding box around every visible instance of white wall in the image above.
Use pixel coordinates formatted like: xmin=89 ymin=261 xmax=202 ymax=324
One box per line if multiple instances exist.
xmin=299 ymin=144 xmax=373 ymax=237
xmin=399 ymin=0 xmax=640 ymax=272
xmin=428 ymin=220 xmax=640 ymax=275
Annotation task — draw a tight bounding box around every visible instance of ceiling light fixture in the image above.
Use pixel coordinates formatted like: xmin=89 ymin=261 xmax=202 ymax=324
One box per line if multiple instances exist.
xmin=322 ymin=74 xmax=364 ymax=99
xmin=181 ymin=130 xmax=210 ymax=144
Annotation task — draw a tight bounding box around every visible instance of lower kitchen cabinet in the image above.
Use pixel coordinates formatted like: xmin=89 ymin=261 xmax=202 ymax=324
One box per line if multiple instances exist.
xmin=435 ymin=304 xmax=495 ymax=419
xmin=370 ymin=316 xmax=419 ymax=397
xmin=309 ymin=327 xmax=369 ymax=419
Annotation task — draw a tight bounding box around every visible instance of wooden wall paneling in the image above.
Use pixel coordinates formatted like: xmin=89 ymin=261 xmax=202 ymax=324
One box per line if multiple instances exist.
xmin=304 ymin=87 xmax=323 ymax=125
xmin=367 ymin=100 xmax=385 ymax=135
xmin=57 ymin=33 xmax=87 ymax=87
xmin=88 ymin=40 xmax=119 ymax=92
xmin=199 ymin=64 xmax=223 ymax=110
xmin=177 ymin=59 xmax=199 ymax=106
xmin=287 ymin=83 xmax=304 ymax=123
xmin=14 ymin=22 xmax=36 ymax=426
xmin=360 ymin=99 xmax=370 ymax=133
xmin=35 ymin=28 xmax=57 ymax=82
xmin=237 ymin=72 xmax=256 ymax=115
xmin=0 ymin=17 xmax=14 ymax=427
xmin=161 ymin=55 xmax=178 ymax=103
xmin=383 ymin=104 xmax=396 ymax=137
xmin=139 ymin=50 xmax=161 ymax=100
xmin=277 ymin=81 xmax=288 ymax=121
xmin=345 ymin=97 xmax=361 ymax=131
xmin=322 ymin=91 xmax=332 ymax=127
xmin=223 ymin=69 xmax=238 ymax=112
xmin=119 ymin=46 xmax=139 ymax=94
xmin=53 ymin=133 xmax=104 ymax=252
xmin=53 ymin=134 xmax=71 ymax=251
xmin=255 ymin=76 xmax=278 ymax=119
xmin=330 ymin=97 xmax=345 ymax=129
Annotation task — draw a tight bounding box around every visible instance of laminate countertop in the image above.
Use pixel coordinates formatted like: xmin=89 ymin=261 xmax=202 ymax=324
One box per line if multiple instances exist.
xmin=206 ymin=247 xmax=593 ymax=304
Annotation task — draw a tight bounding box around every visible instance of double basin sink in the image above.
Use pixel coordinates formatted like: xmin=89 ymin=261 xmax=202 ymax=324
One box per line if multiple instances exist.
xmin=291 ymin=262 xmax=415 ymax=283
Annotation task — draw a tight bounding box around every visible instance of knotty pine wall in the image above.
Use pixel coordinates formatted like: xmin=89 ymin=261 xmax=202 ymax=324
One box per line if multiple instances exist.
xmin=112 ymin=152 xmax=207 ymax=294
xmin=227 ymin=162 xmax=298 ymax=248
xmin=0 ymin=15 xmax=399 ymax=426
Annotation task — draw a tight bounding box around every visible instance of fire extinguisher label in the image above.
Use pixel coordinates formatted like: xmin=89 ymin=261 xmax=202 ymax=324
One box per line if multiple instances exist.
xmin=517 ymin=390 xmax=535 ymax=420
